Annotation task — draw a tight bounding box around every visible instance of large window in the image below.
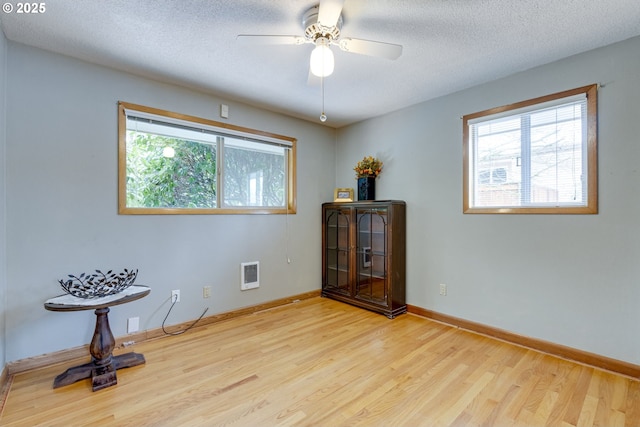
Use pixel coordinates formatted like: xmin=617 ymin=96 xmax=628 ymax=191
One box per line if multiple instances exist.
xmin=118 ymin=102 xmax=296 ymax=214
xmin=463 ymin=84 xmax=597 ymax=214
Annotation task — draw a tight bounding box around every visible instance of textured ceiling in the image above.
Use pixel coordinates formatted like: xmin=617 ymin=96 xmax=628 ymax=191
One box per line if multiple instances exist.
xmin=2 ymin=0 xmax=640 ymax=127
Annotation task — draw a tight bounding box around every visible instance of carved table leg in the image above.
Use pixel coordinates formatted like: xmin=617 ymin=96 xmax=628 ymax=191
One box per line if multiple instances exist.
xmin=89 ymin=307 xmax=117 ymax=391
xmin=52 ymin=307 xmax=145 ymax=391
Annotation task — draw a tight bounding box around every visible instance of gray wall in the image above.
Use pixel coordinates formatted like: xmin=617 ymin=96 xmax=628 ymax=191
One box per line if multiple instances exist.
xmin=336 ymin=36 xmax=640 ymax=364
xmin=3 ymin=34 xmax=640 ymax=367
xmin=4 ymin=42 xmax=335 ymax=362
xmin=0 ymin=22 xmax=7 ymax=369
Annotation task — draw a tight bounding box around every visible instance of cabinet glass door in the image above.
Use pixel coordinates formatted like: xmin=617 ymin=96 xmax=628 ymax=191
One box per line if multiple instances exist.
xmin=324 ymin=208 xmax=351 ymax=295
xmin=355 ymin=208 xmax=388 ymax=305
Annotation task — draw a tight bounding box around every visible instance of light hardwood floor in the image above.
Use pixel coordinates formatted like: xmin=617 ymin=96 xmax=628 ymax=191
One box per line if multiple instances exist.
xmin=1 ymin=297 xmax=639 ymax=426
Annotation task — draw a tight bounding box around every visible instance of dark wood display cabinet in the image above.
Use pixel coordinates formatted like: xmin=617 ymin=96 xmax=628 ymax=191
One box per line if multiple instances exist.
xmin=322 ymin=200 xmax=406 ymax=318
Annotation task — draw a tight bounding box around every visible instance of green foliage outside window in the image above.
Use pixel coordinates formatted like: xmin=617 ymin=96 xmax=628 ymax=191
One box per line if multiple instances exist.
xmin=126 ymin=132 xmax=217 ymax=208
xmin=126 ymin=132 xmax=286 ymax=209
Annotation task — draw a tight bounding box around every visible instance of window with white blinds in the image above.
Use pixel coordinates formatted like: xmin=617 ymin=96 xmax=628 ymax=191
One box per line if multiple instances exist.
xmin=463 ymin=84 xmax=598 ymax=214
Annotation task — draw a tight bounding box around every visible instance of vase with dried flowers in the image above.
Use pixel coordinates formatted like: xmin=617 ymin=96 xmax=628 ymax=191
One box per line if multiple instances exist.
xmin=354 ymin=156 xmax=383 ymax=201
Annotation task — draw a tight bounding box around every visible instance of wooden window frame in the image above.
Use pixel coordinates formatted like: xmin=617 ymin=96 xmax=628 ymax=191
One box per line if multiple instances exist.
xmin=118 ymin=102 xmax=297 ymax=215
xmin=462 ymin=84 xmax=598 ymax=214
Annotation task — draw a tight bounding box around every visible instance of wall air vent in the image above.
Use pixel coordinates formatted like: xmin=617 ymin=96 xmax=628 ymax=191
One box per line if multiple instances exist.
xmin=241 ymin=261 xmax=260 ymax=290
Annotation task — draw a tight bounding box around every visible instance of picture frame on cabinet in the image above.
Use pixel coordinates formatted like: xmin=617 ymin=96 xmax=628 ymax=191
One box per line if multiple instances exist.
xmin=334 ymin=188 xmax=354 ymax=202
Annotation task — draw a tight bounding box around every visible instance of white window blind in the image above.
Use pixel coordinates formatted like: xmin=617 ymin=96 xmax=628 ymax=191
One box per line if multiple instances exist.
xmin=124 ymin=108 xmax=293 ymax=149
xmin=468 ymin=93 xmax=588 ymax=209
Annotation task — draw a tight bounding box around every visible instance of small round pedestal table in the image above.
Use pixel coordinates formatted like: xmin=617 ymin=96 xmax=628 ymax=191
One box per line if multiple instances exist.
xmin=44 ymin=285 xmax=150 ymax=391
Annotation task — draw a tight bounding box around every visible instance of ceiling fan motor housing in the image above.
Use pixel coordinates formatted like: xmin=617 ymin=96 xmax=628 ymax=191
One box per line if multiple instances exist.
xmin=303 ymin=5 xmax=343 ymax=43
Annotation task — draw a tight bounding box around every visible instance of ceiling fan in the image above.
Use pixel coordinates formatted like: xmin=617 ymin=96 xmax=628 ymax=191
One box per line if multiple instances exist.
xmin=237 ymin=0 xmax=403 ymax=79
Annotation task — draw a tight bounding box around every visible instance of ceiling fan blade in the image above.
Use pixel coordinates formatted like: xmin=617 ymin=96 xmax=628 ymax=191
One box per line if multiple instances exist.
xmin=317 ymin=0 xmax=344 ymax=27
xmin=236 ymin=35 xmax=306 ymax=45
xmin=338 ymin=38 xmax=403 ymax=60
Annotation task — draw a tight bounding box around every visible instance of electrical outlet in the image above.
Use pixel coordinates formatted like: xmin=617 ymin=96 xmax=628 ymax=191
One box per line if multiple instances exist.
xmin=203 ymin=286 xmax=211 ymax=298
xmin=439 ymin=284 xmax=447 ymax=296
xmin=127 ymin=317 xmax=139 ymax=333
xmin=171 ymin=289 xmax=180 ymax=303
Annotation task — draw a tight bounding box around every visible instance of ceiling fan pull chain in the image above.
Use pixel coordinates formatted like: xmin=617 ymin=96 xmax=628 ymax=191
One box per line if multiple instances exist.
xmin=320 ymin=74 xmax=327 ymax=122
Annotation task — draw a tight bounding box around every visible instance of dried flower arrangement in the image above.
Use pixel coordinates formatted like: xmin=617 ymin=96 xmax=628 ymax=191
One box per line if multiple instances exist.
xmin=354 ymin=156 xmax=383 ymax=178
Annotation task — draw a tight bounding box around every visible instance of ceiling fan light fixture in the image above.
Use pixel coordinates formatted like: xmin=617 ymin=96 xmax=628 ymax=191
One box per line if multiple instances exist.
xmin=310 ymin=39 xmax=334 ymax=77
